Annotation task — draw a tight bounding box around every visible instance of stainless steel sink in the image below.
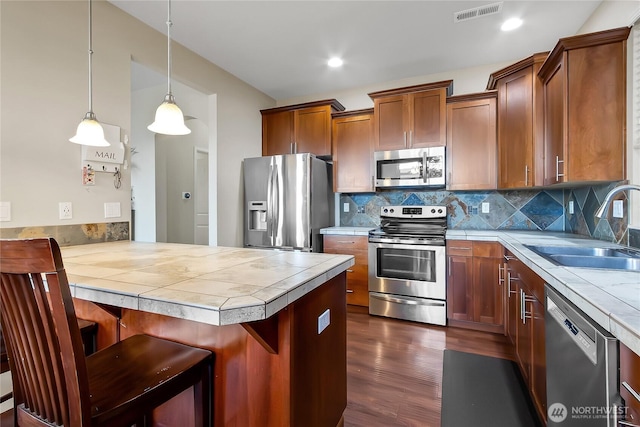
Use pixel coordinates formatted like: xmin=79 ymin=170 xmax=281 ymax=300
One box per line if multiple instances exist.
xmin=524 ymin=244 xmax=640 ymax=271
xmin=547 ymin=254 xmax=640 ymax=271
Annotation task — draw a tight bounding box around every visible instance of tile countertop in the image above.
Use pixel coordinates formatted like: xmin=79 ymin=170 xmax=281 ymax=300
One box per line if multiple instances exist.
xmin=320 ymin=227 xmax=374 ymax=236
xmin=60 ymin=241 xmax=354 ymax=326
xmin=448 ymin=230 xmax=640 ymax=356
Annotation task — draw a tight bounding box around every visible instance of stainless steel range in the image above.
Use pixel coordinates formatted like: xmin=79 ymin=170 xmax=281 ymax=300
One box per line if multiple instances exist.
xmin=368 ymin=205 xmax=447 ymax=326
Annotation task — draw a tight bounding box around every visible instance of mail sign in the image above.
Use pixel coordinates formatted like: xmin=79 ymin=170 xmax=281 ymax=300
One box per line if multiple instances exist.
xmin=81 ymin=123 xmax=125 ymax=172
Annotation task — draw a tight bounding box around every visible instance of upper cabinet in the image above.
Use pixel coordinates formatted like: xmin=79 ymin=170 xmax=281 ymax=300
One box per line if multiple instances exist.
xmin=538 ymin=27 xmax=630 ymax=185
xmin=369 ymin=81 xmax=453 ymax=151
xmin=446 ymin=92 xmax=498 ymax=191
xmin=487 ymin=52 xmax=548 ymax=189
xmin=261 ymin=99 xmax=345 ymax=157
xmin=331 ymin=109 xmax=374 ymax=193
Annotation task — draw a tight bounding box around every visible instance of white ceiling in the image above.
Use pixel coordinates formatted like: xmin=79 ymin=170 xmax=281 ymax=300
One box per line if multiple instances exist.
xmin=111 ymin=0 xmax=603 ymax=101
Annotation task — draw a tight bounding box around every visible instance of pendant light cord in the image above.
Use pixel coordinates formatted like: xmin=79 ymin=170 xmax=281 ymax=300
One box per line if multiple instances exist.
xmin=88 ymin=0 xmax=94 ymax=114
xmin=166 ymin=0 xmax=172 ymax=96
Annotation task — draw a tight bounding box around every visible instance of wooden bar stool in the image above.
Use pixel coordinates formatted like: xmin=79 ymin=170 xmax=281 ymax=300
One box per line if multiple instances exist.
xmin=0 ymin=238 xmax=213 ymax=427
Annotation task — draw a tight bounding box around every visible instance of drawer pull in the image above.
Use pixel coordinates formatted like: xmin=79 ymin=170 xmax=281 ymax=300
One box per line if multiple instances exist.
xmin=504 ymin=255 xmax=516 ymax=261
xmin=346 ymin=289 xmax=354 ymax=294
xmin=346 ymin=269 xmax=354 ymax=273
xmin=623 ymin=381 xmax=640 ymax=403
xmin=449 ymin=246 xmax=471 ymax=250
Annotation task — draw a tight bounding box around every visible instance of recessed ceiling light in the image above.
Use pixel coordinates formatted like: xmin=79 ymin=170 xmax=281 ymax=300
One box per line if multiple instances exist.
xmin=328 ymin=57 xmax=343 ymax=68
xmin=501 ymin=17 xmax=523 ymax=31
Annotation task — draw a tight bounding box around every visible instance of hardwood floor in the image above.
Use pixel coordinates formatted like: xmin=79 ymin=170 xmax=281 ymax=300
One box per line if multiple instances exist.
xmin=344 ymin=307 xmax=514 ymax=427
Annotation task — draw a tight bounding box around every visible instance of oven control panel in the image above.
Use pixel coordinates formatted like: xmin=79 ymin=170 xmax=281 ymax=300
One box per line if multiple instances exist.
xmin=380 ymin=205 xmax=446 ymax=219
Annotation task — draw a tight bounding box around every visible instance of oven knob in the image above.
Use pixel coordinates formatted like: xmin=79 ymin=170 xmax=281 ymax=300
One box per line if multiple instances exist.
xmin=383 ymin=208 xmax=388 ymax=213
xmin=431 ymin=208 xmax=436 ymax=213
xmin=390 ymin=208 xmax=394 ymax=213
xmin=438 ymin=209 xmax=443 ymax=214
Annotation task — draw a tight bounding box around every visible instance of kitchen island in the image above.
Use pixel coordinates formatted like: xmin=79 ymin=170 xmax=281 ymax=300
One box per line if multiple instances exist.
xmin=60 ymin=241 xmax=355 ymax=427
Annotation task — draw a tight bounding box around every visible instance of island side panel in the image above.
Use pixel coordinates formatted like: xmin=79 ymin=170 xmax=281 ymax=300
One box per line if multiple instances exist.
xmin=290 ymin=272 xmax=347 ymax=426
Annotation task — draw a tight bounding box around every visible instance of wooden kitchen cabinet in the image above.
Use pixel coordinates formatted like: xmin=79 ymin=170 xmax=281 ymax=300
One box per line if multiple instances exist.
xmin=331 ymin=109 xmax=374 ymax=193
xmin=369 ymin=80 xmax=453 ymax=151
xmin=261 ymin=99 xmax=345 ymax=157
xmin=446 ymin=92 xmax=498 ymax=191
xmin=446 ymin=240 xmax=504 ymax=334
xmin=538 ymin=27 xmax=630 ymax=185
xmin=505 ymin=251 xmax=546 ymax=424
xmin=487 ymin=52 xmax=548 ymax=189
xmin=620 ymin=343 xmax=640 ymax=425
xmin=323 ymin=235 xmax=369 ymax=307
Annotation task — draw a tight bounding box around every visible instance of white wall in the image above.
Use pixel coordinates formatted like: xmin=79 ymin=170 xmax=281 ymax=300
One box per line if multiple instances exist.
xmin=277 ymin=61 xmax=513 ymax=110
xmin=0 ymin=1 xmax=274 ymax=247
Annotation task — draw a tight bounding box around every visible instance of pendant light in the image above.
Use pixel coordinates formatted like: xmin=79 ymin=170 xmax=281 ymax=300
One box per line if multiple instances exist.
xmin=70 ymin=0 xmax=110 ymax=147
xmin=147 ymin=0 xmax=191 ymax=135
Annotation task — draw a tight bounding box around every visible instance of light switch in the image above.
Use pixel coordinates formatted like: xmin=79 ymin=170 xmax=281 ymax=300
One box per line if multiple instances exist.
xmin=568 ymin=201 xmax=574 ymax=215
xmin=481 ymin=202 xmax=490 ymax=213
xmin=0 ymin=202 xmax=11 ymax=221
xmin=343 ymin=203 xmax=350 ymax=213
xmin=318 ymin=309 xmax=330 ymax=334
xmin=612 ymin=200 xmax=624 ymax=218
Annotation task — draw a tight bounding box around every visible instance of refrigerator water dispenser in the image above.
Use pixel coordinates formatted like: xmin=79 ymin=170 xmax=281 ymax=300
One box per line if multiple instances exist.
xmin=248 ymin=201 xmax=267 ymax=231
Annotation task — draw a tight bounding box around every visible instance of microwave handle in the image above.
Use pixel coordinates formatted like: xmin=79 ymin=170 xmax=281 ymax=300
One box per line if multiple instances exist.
xmin=423 ymin=152 xmax=428 ymax=183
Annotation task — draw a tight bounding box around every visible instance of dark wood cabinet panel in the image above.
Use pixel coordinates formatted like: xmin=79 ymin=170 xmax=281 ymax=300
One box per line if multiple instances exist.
xmin=620 ymin=343 xmax=640 ymax=423
xmin=324 ymin=235 xmax=369 ymax=307
xmin=446 ymin=241 xmax=504 ymax=334
xmin=370 ymin=81 xmax=452 ymax=151
xmin=447 ymin=254 xmax=473 ymax=321
xmin=332 ymin=109 xmax=374 ymax=193
xmin=446 ymin=92 xmax=497 ymax=191
xmin=261 ymin=99 xmax=345 ymax=157
xmin=538 ymin=27 xmax=630 ymax=185
xmin=262 ymin=110 xmax=294 ymax=157
xmin=489 ymin=53 xmax=547 ymax=189
xmin=506 ymin=253 xmax=546 ymax=424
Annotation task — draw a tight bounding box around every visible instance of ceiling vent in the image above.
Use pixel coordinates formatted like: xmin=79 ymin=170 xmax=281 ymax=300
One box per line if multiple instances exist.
xmin=454 ymin=2 xmax=503 ymax=23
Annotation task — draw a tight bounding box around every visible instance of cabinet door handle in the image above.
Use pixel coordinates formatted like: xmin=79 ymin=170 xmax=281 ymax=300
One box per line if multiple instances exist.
xmin=498 ymin=264 xmax=504 ymax=286
xmin=507 ymin=271 xmax=518 ymax=298
xmin=409 ymin=130 xmax=413 ymax=147
xmin=448 ymin=257 xmax=451 ymax=275
xmin=504 ymin=255 xmax=516 ymax=261
xmin=556 ymin=156 xmax=565 ymax=181
xmin=403 ymin=131 xmax=407 ymax=147
xmin=623 ymin=381 xmax=640 ymax=403
xmin=525 ymin=165 xmax=529 ymax=186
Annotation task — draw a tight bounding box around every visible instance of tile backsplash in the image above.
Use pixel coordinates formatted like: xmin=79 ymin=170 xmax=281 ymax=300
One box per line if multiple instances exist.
xmin=0 ymin=222 xmax=129 ymax=246
xmin=339 ymin=182 xmax=634 ymax=247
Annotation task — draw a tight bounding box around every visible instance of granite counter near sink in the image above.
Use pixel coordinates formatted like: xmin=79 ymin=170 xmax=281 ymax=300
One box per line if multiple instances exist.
xmin=447 ymin=230 xmax=640 ymax=356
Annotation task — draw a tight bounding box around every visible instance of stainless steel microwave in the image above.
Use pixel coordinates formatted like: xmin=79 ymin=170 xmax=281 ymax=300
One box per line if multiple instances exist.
xmin=374 ymin=147 xmax=445 ymax=188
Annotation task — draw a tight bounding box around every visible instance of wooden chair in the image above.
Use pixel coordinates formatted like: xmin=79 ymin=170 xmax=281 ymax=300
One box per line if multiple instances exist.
xmin=0 ymin=238 xmax=213 ymax=427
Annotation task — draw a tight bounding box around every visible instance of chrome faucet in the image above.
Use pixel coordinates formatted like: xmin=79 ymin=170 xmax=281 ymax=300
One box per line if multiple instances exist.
xmin=595 ymin=184 xmax=640 ymax=218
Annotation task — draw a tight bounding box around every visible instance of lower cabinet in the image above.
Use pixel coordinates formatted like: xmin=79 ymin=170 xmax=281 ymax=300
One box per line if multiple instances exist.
xmin=506 ymin=251 xmax=546 ymax=424
xmin=620 ymin=343 xmax=640 ymax=425
xmin=323 ymin=235 xmax=369 ymax=307
xmin=446 ymin=240 xmax=504 ymax=334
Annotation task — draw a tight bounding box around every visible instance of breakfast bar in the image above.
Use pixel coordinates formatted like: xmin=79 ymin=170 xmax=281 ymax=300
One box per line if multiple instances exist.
xmin=60 ymin=241 xmax=354 ymax=427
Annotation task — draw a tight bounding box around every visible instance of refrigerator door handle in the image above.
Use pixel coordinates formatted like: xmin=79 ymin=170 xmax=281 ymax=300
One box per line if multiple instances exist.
xmin=267 ymin=161 xmax=274 ymax=240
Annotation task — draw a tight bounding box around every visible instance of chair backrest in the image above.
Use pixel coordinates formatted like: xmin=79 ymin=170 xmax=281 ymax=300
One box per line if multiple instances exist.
xmin=0 ymin=238 xmax=91 ymax=426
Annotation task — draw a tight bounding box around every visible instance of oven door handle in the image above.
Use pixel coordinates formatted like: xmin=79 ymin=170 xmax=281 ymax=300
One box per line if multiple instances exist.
xmin=370 ymin=293 xmax=445 ymax=307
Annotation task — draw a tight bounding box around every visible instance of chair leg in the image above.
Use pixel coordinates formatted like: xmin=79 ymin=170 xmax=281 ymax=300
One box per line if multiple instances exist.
xmin=194 ymin=363 xmax=212 ymax=427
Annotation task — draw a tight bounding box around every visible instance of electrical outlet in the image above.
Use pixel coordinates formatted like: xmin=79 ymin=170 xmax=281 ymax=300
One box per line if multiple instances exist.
xmin=568 ymin=201 xmax=574 ymax=215
xmin=104 ymin=202 xmax=121 ymax=218
xmin=318 ymin=309 xmax=330 ymax=334
xmin=59 ymin=202 xmax=72 ymax=220
xmin=481 ymin=202 xmax=490 ymax=213
xmin=612 ymin=200 xmax=624 ymax=218
xmin=343 ymin=203 xmax=350 ymax=213
xmin=0 ymin=202 xmax=11 ymax=222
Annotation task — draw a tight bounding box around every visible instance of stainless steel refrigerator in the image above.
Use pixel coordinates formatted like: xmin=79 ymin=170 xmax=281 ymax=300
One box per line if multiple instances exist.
xmin=243 ymin=153 xmax=333 ymax=252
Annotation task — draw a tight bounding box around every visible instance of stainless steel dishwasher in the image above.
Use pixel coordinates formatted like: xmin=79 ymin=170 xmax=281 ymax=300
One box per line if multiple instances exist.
xmin=545 ymin=285 xmax=621 ymax=426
